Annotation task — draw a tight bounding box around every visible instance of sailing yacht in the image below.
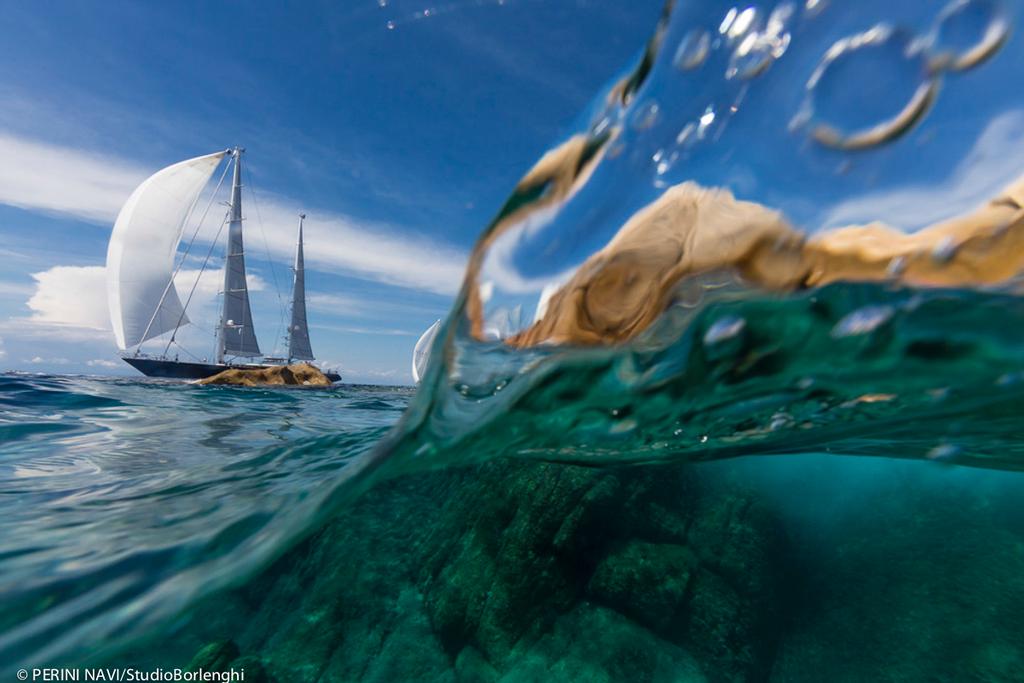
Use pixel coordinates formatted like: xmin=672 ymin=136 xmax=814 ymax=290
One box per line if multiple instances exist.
xmin=106 ymin=148 xmax=341 ymax=381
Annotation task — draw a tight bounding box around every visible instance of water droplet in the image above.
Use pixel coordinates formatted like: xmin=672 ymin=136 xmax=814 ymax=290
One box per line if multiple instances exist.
xmin=929 ymin=0 xmax=1009 ymax=72
xmin=804 ymin=25 xmax=939 ymax=151
xmin=886 ymin=255 xmax=908 ymax=277
xmin=386 ymin=20 xmax=396 ymax=29
xmin=700 ymin=435 xmax=709 ymax=443
xmin=674 ymin=29 xmax=712 ymax=70
xmin=831 ymin=304 xmax=894 ymax=338
xmin=703 ymin=316 xmax=747 ymax=346
xmin=729 ymin=2 xmax=794 ymax=78
xmin=805 ymin=0 xmax=827 ymax=16
xmin=724 ymin=7 xmax=759 ymax=41
xmin=931 ymin=235 xmax=959 ymax=263
xmin=698 ymin=106 xmax=717 ymax=135
xmin=719 ymin=8 xmax=739 ymax=35
xmin=632 ymin=101 xmax=661 ymax=130
xmin=675 ymin=122 xmax=698 ymax=146
xmin=655 ymin=150 xmax=679 ymax=176
xmin=927 ymin=443 xmax=961 ymax=461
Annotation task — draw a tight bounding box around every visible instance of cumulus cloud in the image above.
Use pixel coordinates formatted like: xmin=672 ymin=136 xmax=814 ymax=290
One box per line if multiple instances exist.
xmin=23 ymin=264 xmax=266 ymax=333
xmin=86 ymin=359 xmax=119 ymax=368
xmin=0 ymin=131 xmax=467 ymax=295
xmin=27 ymin=266 xmax=109 ymax=329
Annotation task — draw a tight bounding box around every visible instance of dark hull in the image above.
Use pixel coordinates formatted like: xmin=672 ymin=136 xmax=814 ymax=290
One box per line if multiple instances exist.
xmin=122 ymin=357 xmax=342 ymax=382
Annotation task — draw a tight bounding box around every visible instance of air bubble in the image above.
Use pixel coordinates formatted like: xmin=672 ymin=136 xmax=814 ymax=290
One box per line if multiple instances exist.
xmin=927 ymin=443 xmax=961 ymax=461
xmin=831 ymin=304 xmax=894 ymax=338
xmin=886 ymin=255 xmax=907 ymax=277
xmin=727 ymin=1 xmax=794 ymax=79
xmin=804 ymin=25 xmax=939 ymax=150
xmin=697 ymin=106 xmax=717 ymax=136
xmin=805 ymin=0 xmax=827 ymax=17
xmin=724 ymin=7 xmax=759 ymax=41
xmin=931 ymin=236 xmax=959 ymax=263
xmin=655 ymin=149 xmax=679 ymax=176
xmin=674 ymin=29 xmax=712 ymax=70
xmin=703 ymin=316 xmax=747 ymax=346
xmin=929 ymin=0 xmax=1009 ymax=72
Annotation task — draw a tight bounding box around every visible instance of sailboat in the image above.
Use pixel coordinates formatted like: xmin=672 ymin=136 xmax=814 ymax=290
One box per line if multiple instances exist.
xmin=411 ymin=319 xmax=440 ymax=384
xmin=106 ymin=148 xmax=341 ymax=382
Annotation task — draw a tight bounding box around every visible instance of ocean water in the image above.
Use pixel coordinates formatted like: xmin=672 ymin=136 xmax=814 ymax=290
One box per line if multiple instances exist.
xmin=6 ymin=0 xmax=1024 ymax=680
xmin=0 ymin=377 xmax=410 ymax=667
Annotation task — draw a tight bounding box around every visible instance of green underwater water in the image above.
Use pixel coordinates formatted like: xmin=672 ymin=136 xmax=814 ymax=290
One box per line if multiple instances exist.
xmin=109 ymin=284 xmax=1024 ymax=682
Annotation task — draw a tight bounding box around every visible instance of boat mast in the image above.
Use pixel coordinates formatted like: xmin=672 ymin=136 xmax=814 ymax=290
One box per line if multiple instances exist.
xmin=215 ymin=147 xmax=261 ymax=364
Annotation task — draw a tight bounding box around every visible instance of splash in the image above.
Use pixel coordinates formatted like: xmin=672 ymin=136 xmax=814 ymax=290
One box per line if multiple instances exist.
xmin=388 ymin=0 xmax=1022 ymax=475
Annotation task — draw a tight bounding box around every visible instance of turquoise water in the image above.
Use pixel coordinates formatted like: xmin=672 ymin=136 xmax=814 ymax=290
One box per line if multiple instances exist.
xmin=5 ymin=0 xmax=1024 ymax=679
xmin=0 ymin=377 xmax=409 ymax=667
xmin=4 ymin=284 xmax=1024 ymax=681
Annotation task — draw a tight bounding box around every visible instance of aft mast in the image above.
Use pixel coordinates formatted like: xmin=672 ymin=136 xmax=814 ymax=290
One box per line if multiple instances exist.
xmin=287 ymin=214 xmax=315 ymax=362
xmin=216 ymin=148 xmax=261 ymax=364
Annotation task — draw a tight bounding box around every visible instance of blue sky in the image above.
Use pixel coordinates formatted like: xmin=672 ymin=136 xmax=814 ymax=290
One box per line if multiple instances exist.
xmin=0 ymin=0 xmax=663 ymax=383
xmin=2 ymin=0 xmax=1021 ymax=384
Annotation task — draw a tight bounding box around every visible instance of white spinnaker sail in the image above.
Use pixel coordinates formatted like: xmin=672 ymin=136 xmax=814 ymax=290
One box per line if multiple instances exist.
xmin=106 ymin=151 xmax=227 ymax=350
xmin=412 ymin=319 xmax=441 ymax=384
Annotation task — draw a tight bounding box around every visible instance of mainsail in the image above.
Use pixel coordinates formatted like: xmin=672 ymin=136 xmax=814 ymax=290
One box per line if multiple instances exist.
xmin=106 ymin=151 xmax=227 ymax=350
xmin=217 ymin=150 xmax=261 ymax=359
xmin=288 ymin=215 xmax=315 ymax=361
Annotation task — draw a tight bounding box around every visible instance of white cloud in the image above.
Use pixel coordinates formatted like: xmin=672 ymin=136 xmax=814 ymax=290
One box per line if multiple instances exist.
xmin=0 ymin=131 xmax=468 ymax=295
xmin=234 ymin=197 xmax=466 ymax=295
xmin=821 ymin=109 xmax=1024 ymax=231
xmin=27 ymin=266 xmax=109 ymax=329
xmin=86 ymin=359 xmax=119 ymax=368
xmin=311 ymin=323 xmax=417 ymax=336
xmin=27 ymin=355 xmax=69 ymax=365
xmin=0 ymin=132 xmax=146 ymax=222
xmin=22 ymin=264 xmax=266 ymax=334
xmin=0 ymin=336 xmax=6 ymax=360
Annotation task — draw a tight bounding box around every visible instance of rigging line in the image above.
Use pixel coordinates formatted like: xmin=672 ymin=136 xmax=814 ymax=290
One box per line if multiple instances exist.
xmin=137 ymin=156 xmax=233 ymax=351
xmin=161 ymin=210 xmax=232 ymax=358
xmin=243 ymin=163 xmax=289 ymax=357
xmin=169 ymin=339 xmax=204 ymax=363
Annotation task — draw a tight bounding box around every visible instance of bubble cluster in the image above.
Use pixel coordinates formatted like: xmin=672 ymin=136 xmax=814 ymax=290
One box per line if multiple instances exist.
xmin=726 ymin=3 xmax=795 ymax=80
xmin=800 ymin=0 xmax=1008 ymax=151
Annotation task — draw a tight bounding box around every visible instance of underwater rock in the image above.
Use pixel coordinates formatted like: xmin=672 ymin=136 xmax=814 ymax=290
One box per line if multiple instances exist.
xmin=169 ymin=451 xmax=1024 ymax=683
xmin=146 ymin=455 xmax=1024 ymax=683
xmin=196 ymin=362 xmax=333 ymax=387
xmin=167 ymin=459 xmax=788 ymax=683
xmin=230 ymin=656 xmax=273 ymax=683
xmin=187 ymin=639 xmax=240 ymax=672
xmin=498 ymin=604 xmax=708 ymax=683
xmin=587 ymin=540 xmax=698 ymax=632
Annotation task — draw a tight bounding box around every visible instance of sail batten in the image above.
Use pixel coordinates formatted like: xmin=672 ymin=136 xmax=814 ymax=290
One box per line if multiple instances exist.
xmin=288 ymin=215 xmax=315 ymax=362
xmin=106 ymin=151 xmax=227 ymax=350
